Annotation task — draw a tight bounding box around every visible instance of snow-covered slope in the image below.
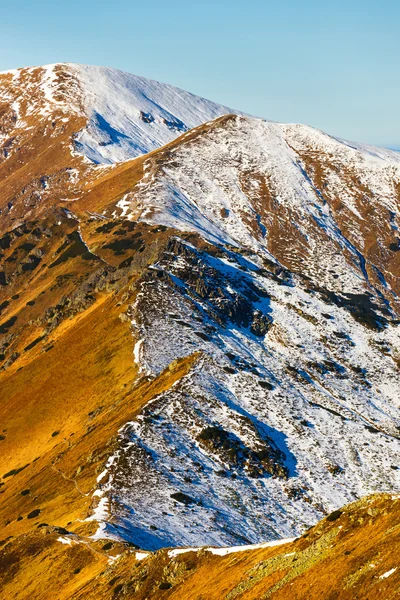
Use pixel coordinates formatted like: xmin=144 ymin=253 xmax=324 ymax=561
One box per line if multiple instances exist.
xmin=71 ymin=64 xmax=240 ymax=163
xmin=87 ymin=115 xmax=400 ymax=550
xmin=92 ymin=235 xmax=400 ymax=550
xmin=116 ymin=115 xmax=400 ymax=312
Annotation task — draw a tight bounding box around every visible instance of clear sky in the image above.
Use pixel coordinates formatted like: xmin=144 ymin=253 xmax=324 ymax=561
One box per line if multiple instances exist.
xmin=1 ymin=0 xmax=399 ymax=148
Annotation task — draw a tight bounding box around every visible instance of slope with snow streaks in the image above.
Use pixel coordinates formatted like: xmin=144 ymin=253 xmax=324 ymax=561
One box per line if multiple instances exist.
xmin=91 ymin=236 xmax=400 ymax=550
xmin=73 ymin=64 xmax=240 ymax=163
xmin=118 ymin=115 xmax=400 ymax=312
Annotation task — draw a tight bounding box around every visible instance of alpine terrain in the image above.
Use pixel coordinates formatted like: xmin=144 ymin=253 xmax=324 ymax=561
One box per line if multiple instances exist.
xmin=0 ymin=63 xmax=399 ymax=599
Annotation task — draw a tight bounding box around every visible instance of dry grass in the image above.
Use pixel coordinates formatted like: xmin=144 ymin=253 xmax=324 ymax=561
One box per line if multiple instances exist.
xmin=1 ymin=494 xmax=399 ymax=599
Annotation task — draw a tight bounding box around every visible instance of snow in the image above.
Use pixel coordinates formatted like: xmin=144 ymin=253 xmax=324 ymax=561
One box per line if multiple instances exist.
xmin=87 ymin=495 xmax=110 ymax=522
xmin=57 ymin=536 xmax=75 ymax=546
xmin=86 ymin=454 xmax=119 ymax=541
xmin=116 ymin=194 xmax=131 ymax=218
xmin=380 ymin=567 xmax=397 ymax=579
xmin=133 ymin=339 xmax=144 ymax=369
xmin=168 ymin=537 xmax=295 ymax=557
xmin=0 ymin=67 xmax=20 ymax=76
xmin=168 ymin=547 xmax=200 ymax=557
xmin=72 ymin=64 xmax=243 ymax=164
xmin=96 ymin=469 xmax=108 ymax=483
xmin=135 ymin=551 xmax=151 ymax=561
xmin=40 ymin=64 xmax=58 ymax=107
xmin=205 ymin=537 xmax=295 ymax=556
xmin=88 ymin=235 xmax=400 ymax=550
xmin=116 ymin=114 xmax=400 ymax=301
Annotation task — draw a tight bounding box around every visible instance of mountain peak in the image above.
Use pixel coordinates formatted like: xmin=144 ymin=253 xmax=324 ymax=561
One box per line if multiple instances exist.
xmin=1 ymin=62 xmax=239 ymax=164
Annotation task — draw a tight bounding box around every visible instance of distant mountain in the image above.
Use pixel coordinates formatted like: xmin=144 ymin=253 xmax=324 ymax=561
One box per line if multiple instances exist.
xmin=0 ymin=63 xmax=399 ymax=597
xmin=0 ymin=63 xmax=238 ymax=165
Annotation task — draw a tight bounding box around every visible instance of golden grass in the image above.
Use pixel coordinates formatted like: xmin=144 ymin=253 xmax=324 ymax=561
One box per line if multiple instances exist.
xmin=1 ymin=494 xmax=399 ymax=599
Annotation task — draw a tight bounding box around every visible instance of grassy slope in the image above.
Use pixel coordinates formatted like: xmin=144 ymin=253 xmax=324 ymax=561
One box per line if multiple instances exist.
xmin=0 ymin=210 xmax=200 ymax=544
xmin=1 ymin=494 xmax=399 ymax=599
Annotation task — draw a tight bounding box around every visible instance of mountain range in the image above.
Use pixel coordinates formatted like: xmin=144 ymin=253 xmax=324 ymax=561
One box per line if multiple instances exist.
xmin=0 ymin=63 xmax=399 ymax=598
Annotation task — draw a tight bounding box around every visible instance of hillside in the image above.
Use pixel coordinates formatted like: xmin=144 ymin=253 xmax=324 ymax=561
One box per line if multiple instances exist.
xmin=1 ymin=494 xmax=399 ymax=598
xmin=0 ymin=63 xmax=399 ymax=598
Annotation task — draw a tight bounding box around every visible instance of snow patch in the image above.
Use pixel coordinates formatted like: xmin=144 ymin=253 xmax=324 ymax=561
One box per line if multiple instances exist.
xmin=168 ymin=537 xmax=295 ymax=557
xmin=380 ymin=567 xmax=397 ymax=579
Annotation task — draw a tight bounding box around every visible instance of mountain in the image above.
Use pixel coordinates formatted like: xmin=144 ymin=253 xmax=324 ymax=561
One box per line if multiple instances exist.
xmin=0 ymin=63 xmax=399 ymax=597
xmin=0 ymin=62 xmax=237 ymax=164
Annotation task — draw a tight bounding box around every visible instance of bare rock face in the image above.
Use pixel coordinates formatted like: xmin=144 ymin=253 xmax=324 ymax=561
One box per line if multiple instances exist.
xmin=0 ymin=63 xmax=399 ymax=563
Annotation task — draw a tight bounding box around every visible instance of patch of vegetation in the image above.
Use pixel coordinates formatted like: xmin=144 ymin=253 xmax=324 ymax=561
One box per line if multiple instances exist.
xmin=171 ymin=492 xmax=197 ymax=505
xmin=350 ymin=365 xmax=367 ymax=375
xmin=18 ymin=242 xmax=35 ymax=252
xmin=198 ymin=425 xmax=288 ymax=478
xmin=102 ymin=542 xmax=113 ymax=551
xmin=308 ymin=284 xmax=389 ymax=331
xmin=194 ymin=331 xmax=210 ymax=341
xmin=159 ymin=582 xmax=172 ymax=590
xmin=310 ymin=401 xmax=344 ymax=420
xmin=122 ymin=221 xmax=138 ymax=232
xmin=139 ymin=111 xmax=154 ymax=123
xmin=3 ymin=463 xmax=30 ymax=478
xmin=286 ymin=365 xmax=312 ymax=384
xmin=24 ymin=335 xmax=46 ymax=352
xmin=0 ymin=300 xmax=9 ymax=312
xmin=327 ymin=464 xmax=344 ymax=476
xmin=49 ymin=231 xmax=98 ymax=268
xmin=95 ymin=221 xmax=117 ymax=234
xmin=0 ymin=316 xmax=17 ymax=335
xmin=365 ymin=425 xmax=380 ymax=434
xmin=326 ymin=509 xmax=342 ymax=522
xmin=258 ymin=380 xmax=275 ymax=390
xmin=0 ymin=233 xmax=12 ymax=250
xmin=102 ymin=233 xmax=144 ymax=256
xmin=22 ymin=254 xmax=42 ymax=272
xmin=113 ymin=584 xmax=124 ymax=595
xmin=250 ymin=311 xmax=272 ymax=336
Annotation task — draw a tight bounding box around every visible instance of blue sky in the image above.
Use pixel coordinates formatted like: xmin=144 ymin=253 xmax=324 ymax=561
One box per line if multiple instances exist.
xmin=1 ymin=0 xmax=399 ymax=147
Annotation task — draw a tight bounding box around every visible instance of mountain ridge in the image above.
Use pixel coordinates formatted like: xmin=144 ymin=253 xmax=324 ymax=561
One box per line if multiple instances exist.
xmin=3 ymin=62 xmax=399 ymax=162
